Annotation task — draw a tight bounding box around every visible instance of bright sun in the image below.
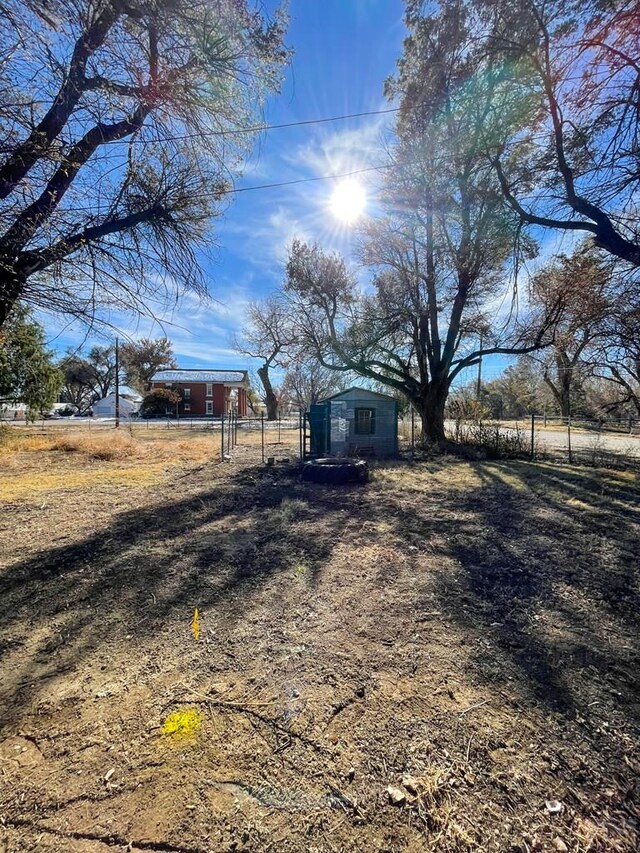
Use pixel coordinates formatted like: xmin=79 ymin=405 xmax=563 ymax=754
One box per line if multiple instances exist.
xmin=329 ymin=179 xmax=366 ymax=224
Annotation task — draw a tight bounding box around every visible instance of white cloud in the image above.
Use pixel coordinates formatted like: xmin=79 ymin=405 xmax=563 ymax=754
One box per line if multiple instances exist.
xmin=282 ymin=106 xmax=393 ymax=177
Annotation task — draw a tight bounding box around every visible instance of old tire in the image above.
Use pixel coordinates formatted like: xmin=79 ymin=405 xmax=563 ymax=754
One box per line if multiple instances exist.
xmin=301 ymin=457 xmax=369 ymax=485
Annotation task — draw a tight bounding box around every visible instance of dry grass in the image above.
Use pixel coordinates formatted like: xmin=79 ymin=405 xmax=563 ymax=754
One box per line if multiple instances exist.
xmin=0 ymin=463 xmax=169 ymax=501
xmin=49 ymin=433 xmax=138 ymax=460
xmin=0 ymin=430 xmax=52 ymax=454
xmin=375 ymin=459 xmax=483 ymax=492
xmin=0 ymin=425 xmax=221 ymax=463
xmin=0 ymin=425 xmax=224 ymax=502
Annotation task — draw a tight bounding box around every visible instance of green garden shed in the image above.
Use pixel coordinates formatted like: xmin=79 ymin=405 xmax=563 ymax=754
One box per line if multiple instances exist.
xmin=308 ymin=387 xmax=399 ymax=457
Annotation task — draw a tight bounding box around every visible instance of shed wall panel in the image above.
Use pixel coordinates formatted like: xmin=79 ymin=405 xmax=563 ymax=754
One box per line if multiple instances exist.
xmin=326 ymin=391 xmax=397 ymax=456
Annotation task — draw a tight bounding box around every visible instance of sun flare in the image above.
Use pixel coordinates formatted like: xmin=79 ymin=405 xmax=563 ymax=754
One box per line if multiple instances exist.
xmin=329 ymin=179 xmax=366 ymax=224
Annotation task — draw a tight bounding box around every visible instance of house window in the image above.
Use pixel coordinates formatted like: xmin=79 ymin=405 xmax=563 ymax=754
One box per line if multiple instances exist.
xmin=206 ymin=383 xmax=213 ymax=397
xmin=206 ymin=401 xmax=213 ymax=415
xmin=354 ymin=407 xmax=376 ymax=435
xmin=165 ymin=383 xmax=172 ymax=388
xmin=183 ymin=388 xmax=191 ymax=400
xmin=184 ymin=404 xmax=191 ymax=412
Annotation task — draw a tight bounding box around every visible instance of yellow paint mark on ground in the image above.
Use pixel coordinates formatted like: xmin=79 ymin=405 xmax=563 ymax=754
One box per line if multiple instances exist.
xmin=162 ymin=708 xmax=202 ymax=740
xmin=192 ymin=608 xmax=200 ymax=641
xmin=0 ymin=464 xmax=166 ymax=502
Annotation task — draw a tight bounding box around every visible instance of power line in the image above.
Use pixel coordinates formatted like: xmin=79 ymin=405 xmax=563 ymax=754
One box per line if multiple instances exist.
xmin=221 ymin=107 xmax=399 ymax=135
xmin=45 ymin=163 xmax=394 ymax=213
xmin=221 ymin=164 xmax=391 ymax=196
xmin=102 ymin=107 xmax=399 ymax=146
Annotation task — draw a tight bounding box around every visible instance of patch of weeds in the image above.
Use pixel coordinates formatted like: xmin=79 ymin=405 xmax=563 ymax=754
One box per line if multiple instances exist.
xmin=292 ymin=559 xmax=309 ymax=578
xmin=50 ymin=434 xmax=137 ymax=460
xmin=267 ymin=497 xmax=308 ymax=528
xmin=452 ymin=420 xmax=532 ymax=460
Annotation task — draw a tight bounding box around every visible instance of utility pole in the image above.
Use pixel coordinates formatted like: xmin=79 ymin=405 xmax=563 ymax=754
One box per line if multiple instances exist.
xmin=114 ymin=337 xmax=120 ymax=429
xmin=476 ymin=331 xmax=483 ymax=401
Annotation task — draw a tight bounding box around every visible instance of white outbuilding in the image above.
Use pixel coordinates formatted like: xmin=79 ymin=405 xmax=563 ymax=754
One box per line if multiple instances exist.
xmin=92 ymin=387 xmax=142 ymax=418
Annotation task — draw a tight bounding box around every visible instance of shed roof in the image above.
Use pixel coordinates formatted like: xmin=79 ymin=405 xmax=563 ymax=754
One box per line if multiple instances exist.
xmin=321 ymin=386 xmax=398 ymax=403
xmin=95 ymin=387 xmax=143 ymax=403
xmin=152 ymin=369 xmax=248 ymax=384
xmin=92 ymin=386 xmax=142 ymax=406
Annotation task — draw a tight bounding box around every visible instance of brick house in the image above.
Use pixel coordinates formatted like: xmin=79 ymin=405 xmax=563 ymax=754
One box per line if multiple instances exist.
xmin=150 ymin=369 xmax=249 ymax=417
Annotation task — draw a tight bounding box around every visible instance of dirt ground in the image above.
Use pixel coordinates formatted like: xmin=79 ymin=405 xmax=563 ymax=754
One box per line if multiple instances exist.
xmin=0 ymin=426 xmax=638 ymax=853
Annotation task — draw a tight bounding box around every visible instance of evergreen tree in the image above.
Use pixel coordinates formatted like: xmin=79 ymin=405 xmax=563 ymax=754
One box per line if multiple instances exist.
xmin=0 ymin=305 xmax=62 ymax=416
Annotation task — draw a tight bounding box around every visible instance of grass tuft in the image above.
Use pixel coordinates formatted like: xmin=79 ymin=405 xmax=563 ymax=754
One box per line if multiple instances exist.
xmin=49 ymin=434 xmax=137 ymax=460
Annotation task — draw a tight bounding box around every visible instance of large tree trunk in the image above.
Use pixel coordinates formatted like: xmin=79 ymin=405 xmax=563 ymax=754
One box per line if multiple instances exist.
xmin=415 ymin=380 xmax=448 ymax=444
xmin=544 ymin=352 xmax=573 ymax=417
xmin=257 ymin=364 xmax=278 ymax=420
xmin=0 ymin=269 xmax=25 ymax=328
xmin=559 ymin=375 xmax=572 ymax=417
xmin=557 ymin=355 xmax=573 ymax=417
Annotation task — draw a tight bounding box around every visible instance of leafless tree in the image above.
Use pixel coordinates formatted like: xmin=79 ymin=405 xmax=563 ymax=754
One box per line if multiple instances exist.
xmin=476 ymin=0 xmax=640 ymax=265
xmin=528 ymin=244 xmax=613 ymax=416
xmin=285 ymin=232 xmax=559 ymax=443
xmin=233 ymin=295 xmax=295 ymax=420
xmin=592 ymin=285 xmax=640 ymax=415
xmin=0 ymin=0 xmax=288 ymax=328
xmin=281 ymin=361 xmax=348 ymax=411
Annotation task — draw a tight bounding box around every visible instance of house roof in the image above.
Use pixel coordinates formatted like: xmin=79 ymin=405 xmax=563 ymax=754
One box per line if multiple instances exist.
xmin=152 ymin=369 xmax=248 ymax=384
xmin=322 ymin=386 xmax=398 ymax=403
xmin=95 ymin=387 xmax=143 ymax=403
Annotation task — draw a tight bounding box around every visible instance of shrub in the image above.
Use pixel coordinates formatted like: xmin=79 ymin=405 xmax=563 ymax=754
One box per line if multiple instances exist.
xmin=139 ymin=388 xmax=181 ymax=418
xmin=453 ymin=420 xmax=532 ymax=459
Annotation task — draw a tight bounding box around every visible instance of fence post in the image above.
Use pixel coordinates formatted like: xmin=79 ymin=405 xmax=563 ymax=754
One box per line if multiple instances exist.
xmin=543 ymin=406 xmax=547 ymax=428
xmin=411 ymin=408 xmax=415 ymax=458
xmin=221 ymin=411 xmax=225 ymax=461
xmin=530 ymin=413 xmax=535 ymax=459
xmin=278 ymin=412 xmax=281 ymax=444
xmin=261 ymin=411 xmax=265 ymax=463
xmin=567 ymin=412 xmax=572 ymax=464
xmin=302 ymin=410 xmax=307 ymax=461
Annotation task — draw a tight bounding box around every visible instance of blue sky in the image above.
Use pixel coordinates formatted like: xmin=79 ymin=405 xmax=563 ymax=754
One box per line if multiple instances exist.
xmin=43 ymin=0 xmax=549 ymax=386
xmin=44 ymin=1 xmax=407 ymax=368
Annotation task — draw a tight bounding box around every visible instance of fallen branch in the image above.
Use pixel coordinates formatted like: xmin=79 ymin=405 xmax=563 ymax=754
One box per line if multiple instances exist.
xmin=458 ymin=699 xmax=490 ymax=716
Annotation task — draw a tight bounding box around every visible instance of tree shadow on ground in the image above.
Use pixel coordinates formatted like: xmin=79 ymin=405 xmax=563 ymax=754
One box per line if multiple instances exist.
xmin=413 ymin=459 xmax=640 ymax=718
xmin=2 ymin=453 xmax=639 ymax=737
xmin=0 ymin=463 xmax=359 ymax=726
